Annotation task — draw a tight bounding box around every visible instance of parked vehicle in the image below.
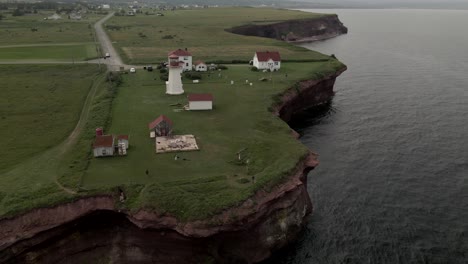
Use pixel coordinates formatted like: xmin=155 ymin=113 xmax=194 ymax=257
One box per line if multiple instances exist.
xmin=130 ymin=68 xmax=136 ymax=73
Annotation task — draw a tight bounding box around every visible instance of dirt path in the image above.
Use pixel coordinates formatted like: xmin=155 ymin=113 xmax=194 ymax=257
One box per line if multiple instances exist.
xmin=93 ymin=12 xmax=127 ymax=71
xmin=53 ymin=74 xmax=106 ymax=194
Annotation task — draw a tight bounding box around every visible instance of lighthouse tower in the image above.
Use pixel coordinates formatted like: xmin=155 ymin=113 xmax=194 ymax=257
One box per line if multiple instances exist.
xmin=166 ymin=55 xmax=184 ymax=95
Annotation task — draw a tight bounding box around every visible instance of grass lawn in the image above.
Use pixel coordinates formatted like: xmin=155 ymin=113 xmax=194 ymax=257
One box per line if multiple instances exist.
xmin=0 ymin=8 xmax=346 ymax=221
xmin=83 ymin=60 xmax=344 ymax=220
xmin=0 ymin=64 xmax=105 ymax=217
xmin=0 ymin=43 xmax=98 ymax=61
xmin=0 ymin=11 xmax=103 ymax=45
xmin=105 ymin=7 xmax=332 ymax=64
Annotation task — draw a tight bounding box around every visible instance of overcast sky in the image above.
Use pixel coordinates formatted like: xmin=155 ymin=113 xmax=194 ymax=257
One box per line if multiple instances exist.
xmin=297 ymin=0 xmax=468 ymax=8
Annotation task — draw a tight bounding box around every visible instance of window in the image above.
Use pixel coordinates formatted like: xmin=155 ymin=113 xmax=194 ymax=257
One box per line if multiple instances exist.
xmin=186 ymin=63 xmax=189 ymax=66
xmin=275 ymin=62 xmax=279 ymax=65
xmin=102 ymin=149 xmax=107 ymax=155
xmin=184 ymin=57 xmax=188 ymax=60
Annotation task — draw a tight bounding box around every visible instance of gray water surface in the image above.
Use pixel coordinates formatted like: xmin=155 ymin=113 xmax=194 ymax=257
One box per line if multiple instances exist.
xmin=267 ymin=9 xmax=468 ymax=264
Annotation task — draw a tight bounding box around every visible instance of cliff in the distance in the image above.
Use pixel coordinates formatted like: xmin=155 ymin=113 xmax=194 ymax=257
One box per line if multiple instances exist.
xmin=227 ymin=15 xmax=348 ymax=43
xmin=0 ymin=68 xmax=345 ymax=263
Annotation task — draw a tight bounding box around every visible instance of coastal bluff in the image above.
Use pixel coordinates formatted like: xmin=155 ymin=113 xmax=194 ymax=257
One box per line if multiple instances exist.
xmin=227 ymin=14 xmax=348 ymax=43
xmin=0 ymin=68 xmax=345 ymax=263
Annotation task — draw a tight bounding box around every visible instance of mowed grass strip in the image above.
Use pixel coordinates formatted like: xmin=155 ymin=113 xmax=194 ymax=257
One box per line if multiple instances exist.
xmin=0 ymin=64 xmax=100 ymax=172
xmin=105 ymin=7 xmax=332 ymax=64
xmin=0 ymin=44 xmax=98 ymax=61
xmin=83 ymin=60 xmax=344 ymax=220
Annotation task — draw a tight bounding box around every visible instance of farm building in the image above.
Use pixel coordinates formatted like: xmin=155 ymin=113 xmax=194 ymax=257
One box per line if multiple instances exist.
xmin=168 ymin=49 xmax=192 ymax=72
xmin=194 ymin=61 xmax=207 ymax=72
xmin=253 ymin=51 xmax=281 ymax=71
xmin=166 ymin=55 xmax=185 ymax=95
xmin=149 ymin=115 xmax=173 ymax=137
xmin=93 ymin=135 xmax=115 ymax=157
xmin=188 ymin=93 xmax=213 ymax=110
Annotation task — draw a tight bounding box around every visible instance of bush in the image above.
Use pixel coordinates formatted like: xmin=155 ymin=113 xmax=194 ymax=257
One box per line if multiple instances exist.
xmin=159 ymin=68 xmax=167 ymax=74
xmin=160 ymin=73 xmax=168 ymax=81
xmin=162 ymin=35 xmax=174 ymax=39
xmin=184 ymin=72 xmax=202 ymax=80
xmin=250 ymin=67 xmax=258 ymax=72
xmin=217 ymin=65 xmax=228 ymax=70
xmin=106 ymin=71 xmax=123 ymax=86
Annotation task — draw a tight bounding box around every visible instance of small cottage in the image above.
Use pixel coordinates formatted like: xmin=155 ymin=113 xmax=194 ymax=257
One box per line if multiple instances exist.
xmin=148 ymin=115 xmax=173 ymax=136
xmin=168 ymin=49 xmax=192 ymax=72
xmin=188 ymin=93 xmax=213 ymax=110
xmin=93 ymin=135 xmax=115 ymax=157
xmin=194 ymin=61 xmax=207 ymax=72
xmin=253 ymin=51 xmax=281 ymax=71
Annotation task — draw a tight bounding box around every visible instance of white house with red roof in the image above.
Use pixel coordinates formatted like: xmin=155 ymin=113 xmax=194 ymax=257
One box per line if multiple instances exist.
xmin=168 ymin=48 xmax=192 ymax=72
xmin=253 ymin=51 xmax=281 ymax=71
xmin=194 ymin=60 xmax=207 ymax=72
xmin=188 ymin=93 xmax=213 ymax=110
xmin=93 ymin=135 xmax=115 ymax=157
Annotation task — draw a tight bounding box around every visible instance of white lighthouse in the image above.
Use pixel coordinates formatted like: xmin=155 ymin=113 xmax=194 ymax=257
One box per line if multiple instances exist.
xmin=166 ymin=55 xmax=184 ymax=95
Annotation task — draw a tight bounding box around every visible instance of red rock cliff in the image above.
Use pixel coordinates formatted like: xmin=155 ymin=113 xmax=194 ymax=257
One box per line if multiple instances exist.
xmin=0 ymin=69 xmax=346 ymax=264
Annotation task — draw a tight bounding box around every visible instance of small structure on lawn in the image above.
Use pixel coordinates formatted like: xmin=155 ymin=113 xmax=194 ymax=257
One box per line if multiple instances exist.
xmin=93 ymin=135 xmax=115 ymax=157
xmin=187 ymin=93 xmax=213 ymax=110
xmin=148 ymin=115 xmax=173 ymax=137
xmin=253 ymin=51 xmax=281 ymax=71
xmin=166 ymin=55 xmax=184 ymax=95
xmin=194 ymin=61 xmax=207 ymax=72
xmin=168 ymin=49 xmax=192 ymax=72
xmin=155 ymin=135 xmax=199 ymax=153
xmin=93 ymin=128 xmax=129 ymax=157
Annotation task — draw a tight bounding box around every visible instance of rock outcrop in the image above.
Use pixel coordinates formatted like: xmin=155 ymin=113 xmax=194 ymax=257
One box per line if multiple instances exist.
xmin=0 ymin=69 xmax=346 ymax=264
xmin=227 ymin=15 xmax=348 ymax=43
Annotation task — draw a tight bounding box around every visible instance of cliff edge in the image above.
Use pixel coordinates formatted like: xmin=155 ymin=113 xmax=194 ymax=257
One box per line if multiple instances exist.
xmin=227 ymin=14 xmax=348 ymax=43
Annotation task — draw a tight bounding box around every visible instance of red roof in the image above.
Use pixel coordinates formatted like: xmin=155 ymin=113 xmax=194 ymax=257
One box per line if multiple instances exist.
xmin=194 ymin=60 xmax=205 ymax=66
xmin=168 ymin=49 xmax=192 ymax=57
xmin=93 ymin=135 xmax=114 ymax=148
xmin=255 ymin=51 xmax=281 ymax=62
xmin=188 ymin=93 xmax=213 ymax=102
xmin=117 ymin=135 xmax=129 ymax=140
xmin=148 ymin=115 xmax=173 ymax=130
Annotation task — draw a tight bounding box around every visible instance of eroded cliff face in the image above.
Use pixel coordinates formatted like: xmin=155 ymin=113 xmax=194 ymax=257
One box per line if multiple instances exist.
xmin=0 ymin=69 xmax=345 ymax=264
xmin=227 ymin=15 xmax=348 ymax=43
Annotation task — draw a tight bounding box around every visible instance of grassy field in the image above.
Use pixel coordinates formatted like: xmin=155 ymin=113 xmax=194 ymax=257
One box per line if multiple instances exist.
xmin=0 ymin=8 xmax=346 ymax=221
xmin=0 ymin=10 xmax=102 ymax=60
xmin=105 ymin=7 xmax=332 ymax=64
xmin=0 ymin=64 xmax=106 ymax=217
xmin=0 ymin=44 xmax=97 ymax=61
xmin=82 ymin=60 xmax=344 ymax=220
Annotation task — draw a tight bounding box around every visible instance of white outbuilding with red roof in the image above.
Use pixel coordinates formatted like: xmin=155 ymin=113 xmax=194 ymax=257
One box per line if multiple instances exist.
xmin=188 ymin=93 xmax=213 ymax=110
xmin=253 ymin=51 xmax=281 ymax=71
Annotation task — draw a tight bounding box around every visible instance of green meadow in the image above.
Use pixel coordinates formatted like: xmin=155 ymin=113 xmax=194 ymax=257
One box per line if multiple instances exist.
xmin=0 ymin=11 xmax=102 ymax=60
xmin=0 ymin=8 xmax=346 ymax=220
xmin=105 ymin=7 xmax=332 ymax=64
xmin=0 ymin=44 xmax=97 ymax=61
xmin=0 ymin=64 xmax=106 ymax=217
xmin=82 ymin=60 xmax=344 ymax=220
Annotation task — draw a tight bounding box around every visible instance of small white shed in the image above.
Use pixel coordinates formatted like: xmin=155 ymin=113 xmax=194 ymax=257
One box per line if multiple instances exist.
xmin=93 ymin=135 xmax=115 ymax=157
xmin=188 ymin=93 xmax=213 ymax=110
xmin=194 ymin=61 xmax=207 ymax=72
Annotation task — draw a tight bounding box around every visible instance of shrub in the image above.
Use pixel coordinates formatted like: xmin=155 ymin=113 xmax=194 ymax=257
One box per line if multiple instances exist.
xmin=106 ymin=71 xmax=123 ymax=86
xmin=160 ymin=73 xmax=168 ymax=81
xmin=217 ymin=65 xmax=228 ymax=70
xmin=184 ymin=72 xmax=202 ymax=80
xmin=159 ymin=68 xmax=167 ymax=74
xmin=162 ymin=35 xmax=174 ymax=39
xmin=250 ymin=67 xmax=258 ymax=72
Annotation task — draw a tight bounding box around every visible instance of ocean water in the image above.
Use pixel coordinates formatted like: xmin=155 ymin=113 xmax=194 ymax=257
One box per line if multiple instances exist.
xmin=266 ymin=9 xmax=468 ymax=264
